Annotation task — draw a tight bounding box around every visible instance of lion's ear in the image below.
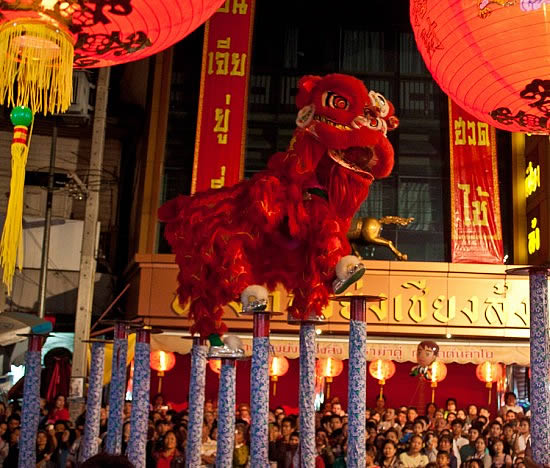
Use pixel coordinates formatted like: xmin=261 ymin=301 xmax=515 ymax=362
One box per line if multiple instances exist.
xmin=296 ymin=75 xmax=322 ymax=108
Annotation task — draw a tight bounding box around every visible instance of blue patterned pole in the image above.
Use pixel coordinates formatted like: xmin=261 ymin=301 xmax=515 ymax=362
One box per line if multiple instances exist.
xmin=529 ymin=269 xmax=550 ymax=465
xmin=18 ymin=334 xmax=45 ymax=468
xmin=186 ymin=338 xmax=208 ymax=468
xmin=105 ymin=322 xmax=128 ymax=454
xmin=80 ymin=341 xmax=106 ymax=462
xmin=215 ymin=359 xmax=237 ymax=468
xmin=299 ymin=323 xmax=316 ymax=468
xmin=128 ymin=329 xmax=151 ymax=468
xmin=250 ymin=311 xmax=270 ymax=466
xmin=347 ymin=298 xmax=367 ymax=467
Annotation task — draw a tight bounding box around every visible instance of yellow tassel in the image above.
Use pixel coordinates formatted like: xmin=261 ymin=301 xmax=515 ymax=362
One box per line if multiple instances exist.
xmin=1 ymin=121 xmax=33 ymax=294
xmin=0 ymin=20 xmax=74 ymax=115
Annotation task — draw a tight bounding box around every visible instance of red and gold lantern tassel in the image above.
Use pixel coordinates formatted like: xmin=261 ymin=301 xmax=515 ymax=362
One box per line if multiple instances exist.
xmin=0 ymin=106 xmax=34 ymax=293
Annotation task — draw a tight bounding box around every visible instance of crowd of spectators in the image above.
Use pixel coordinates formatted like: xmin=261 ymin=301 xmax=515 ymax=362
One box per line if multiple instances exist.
xmin=0 ymin=390 xmax=541 ymax=468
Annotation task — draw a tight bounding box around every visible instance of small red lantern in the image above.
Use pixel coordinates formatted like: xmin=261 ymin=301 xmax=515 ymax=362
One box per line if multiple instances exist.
xmin=410 ymin=1 xmax=550 ymax=134
xmin=368 ymin=359 xmax=396 ymax=398
xmin=316 ymin=357 xmax=344 ymax=399
xmin=426 ymin=361 xmax=447 ymax=403
xmin=150 ymin=350 xmax=176 ymax=393
xmin=476 ymin=361 xmax=503 ymax=404
xmin=209 ymin=359 xmax=221 ymax=375
xmin=269 ymin=356 xmax=289 ymax=396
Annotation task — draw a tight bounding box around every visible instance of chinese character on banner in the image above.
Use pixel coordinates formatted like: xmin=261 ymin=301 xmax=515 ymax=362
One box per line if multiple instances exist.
xmin=191 ymin=0 xmax=255 ymax=194
xmin=449 ymin=98 xmax=504 ymax=263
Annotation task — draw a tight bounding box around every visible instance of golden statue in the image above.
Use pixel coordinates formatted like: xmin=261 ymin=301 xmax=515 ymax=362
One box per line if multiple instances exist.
xmin=347 ymin=216 xmax=414 ymax=261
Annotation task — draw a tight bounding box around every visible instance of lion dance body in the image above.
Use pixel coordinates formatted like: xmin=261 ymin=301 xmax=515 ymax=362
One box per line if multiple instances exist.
xmin=159 ymin=73 xmax=398 ymax=339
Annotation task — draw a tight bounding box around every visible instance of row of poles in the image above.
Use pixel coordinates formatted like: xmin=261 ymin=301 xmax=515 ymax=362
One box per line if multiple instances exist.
xmin=15 ymin=269 xmax=550 ymax=466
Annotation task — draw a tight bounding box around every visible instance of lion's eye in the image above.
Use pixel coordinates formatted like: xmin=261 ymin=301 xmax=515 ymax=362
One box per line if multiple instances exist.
xmin=323 ymin=91 xmax=349 ymax=110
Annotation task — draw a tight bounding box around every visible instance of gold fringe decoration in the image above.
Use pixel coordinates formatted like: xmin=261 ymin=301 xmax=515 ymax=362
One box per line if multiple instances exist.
xmin=1 ymin=119 xmax=34 ymax=293
xmin=0 ymin=20 xmax=74 ymax=115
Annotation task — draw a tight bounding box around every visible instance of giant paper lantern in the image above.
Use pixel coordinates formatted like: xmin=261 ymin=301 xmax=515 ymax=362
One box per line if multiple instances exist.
xmin=410 ymin=1 xmax=550 ymax=134
xmin=316 ymin=357 xmax=344 ymax=399
xmin=150 ymin=350 xmax=176 ymax=393
xmin=0 ymin=0 xmax=225 ymax=291
xmin=476 ymin=361 xmax=503 ymax=404
xmin=369 ymin=359 xmax=396 ymax=398
xmin=426 ymin=360 xmax=447 ymax=403
xmin=269 ymin=356 xmax=289 ymax=396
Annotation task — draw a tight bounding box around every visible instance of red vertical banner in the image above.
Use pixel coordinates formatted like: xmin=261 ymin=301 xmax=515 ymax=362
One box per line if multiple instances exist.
xmin=191 ymin=0 xmax=255 ymax=194
xmin=449 ymin=98 xmax=504 ymax=264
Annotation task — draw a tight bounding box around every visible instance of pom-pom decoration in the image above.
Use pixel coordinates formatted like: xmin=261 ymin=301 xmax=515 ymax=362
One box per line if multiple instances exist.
xmin=410 ymin=0 xmax=550 ymax=133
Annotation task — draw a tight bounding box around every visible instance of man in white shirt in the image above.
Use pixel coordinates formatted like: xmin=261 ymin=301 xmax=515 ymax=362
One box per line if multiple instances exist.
xmin=499 ymin=392 xmax=524 ymax=418
xmin=451 ymin=419 xmax=468 ymax=465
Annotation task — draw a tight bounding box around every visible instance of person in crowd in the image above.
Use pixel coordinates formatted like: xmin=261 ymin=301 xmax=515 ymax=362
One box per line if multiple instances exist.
xmin=153 ymin=430 xmax=184 ymax=467
xmin=366 ymin=443 xmax=379 ymax=468
xmin=374 ymin=396 xmax=386 ymax=415
xmin=433 ymin=416 xmax=448 ymax=435
xmin=232 ymin=423 xmax=249 ymax=468
xmin=451 ymin=419 xmax=468 ymax=460
xmin=379 ymin=439 xmax=399 ymax=468
xmin=378 ymin=407 xmax=397 ymax=432
xmin=121 ymin=421 xmax=131 ymax=456
xmin=436 ymin=451 xmax=452 ymax=468
xmin=467 ymin=405 xmax=479 ymax=424
xmin=438 ymin=433 xmax=458 ymax=468
xmin=270 ymin=416 xmax=297 ymax=465
xmin=499 ymin=392 xmax=524 ymax=418
xmin=199 ymin=422 xmax=216 ymax=467
xmin=36 ymin=429 xmax=56 ymax=467
xmin=423 ymin=431 xmax=438 ymax=462
xmin=315 ymin=428 xmax=335 ymax=466
xmin=237 ymin=404 xmax=251 ymax=425
xmin=444 ymin=398 xmax=458 ymax=418
xmin=407 ymin=407 xmax=419 ymax=423
xmin=329 ymin=427 xmax=347 ymax=467
xmin=460 ymin=425 xmax=481 ymax=461
xmin=283 ymin=431 xmax=300 ymax=468
xmin=385 ymin=428 xmax=400 ymax=445
xmin=503 ymin=422 xmax=517 ymax=451
xmin=122 ymin=401 xmax=132 ymax=423
xmin=331 ymin=399 xmax=345 ymax=417
xmin=47 ymin=395 xmax=70 ymax=423
xmin=330 ymin=414 xmax=343 ymax=433
xmin=492 ymin=439 xmax=513 ymax=468
xmin=514 ymin=417 xmax=531 ymax=459
xmin=395 ymin=409 xmax=407 ymax=432
xmin=468 ymin=436 xmax=492 ymax=468
xmin=398 ymin=434 xmax=429 ymax=467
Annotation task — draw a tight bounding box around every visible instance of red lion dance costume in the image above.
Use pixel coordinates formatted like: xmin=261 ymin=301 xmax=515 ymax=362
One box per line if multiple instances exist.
xmin=159 ymin=73 xmax=398 ymax=339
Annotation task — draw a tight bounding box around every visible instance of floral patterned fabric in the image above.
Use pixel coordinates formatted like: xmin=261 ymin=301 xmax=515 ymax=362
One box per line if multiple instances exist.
xmin=18 ymin=348 xmax=41 ymax=468
xmin=105 ymin=334 xmax=128 ymax=454
xmin=128 ymin=340 xmax=151 ymax=467
xmin=80 ymin=342 xmax=106 ymax=462
xmin=529 ymin=270 xmax=550 ymax=465
xmin=348 ymin=319 xmax=367 ymax=467
xmin=250 ymin=336 xmax=269 ymax=466
xmin=215 ymin=361 xmax=236 ymax=467
xmin=299 ymin=324 xmax=316 ymax=468
xmin=186 ymin=342 xmax=208 ymax=467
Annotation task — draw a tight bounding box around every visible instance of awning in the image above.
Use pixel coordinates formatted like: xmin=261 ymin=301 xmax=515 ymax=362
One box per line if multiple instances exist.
xmin=151 ymin=332 xmax=530 ymax=366
xmin=0 ymin=312 xmax=53 ymax=372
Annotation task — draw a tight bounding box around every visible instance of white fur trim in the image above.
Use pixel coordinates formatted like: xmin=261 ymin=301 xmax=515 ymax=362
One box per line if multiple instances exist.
xmin=240 ymin=284 xmax=269 ymax=306
xmin=223 ymin=335 xmax=243 ymax=350
xmin=335 ymin=255 xmax=361 ymax=279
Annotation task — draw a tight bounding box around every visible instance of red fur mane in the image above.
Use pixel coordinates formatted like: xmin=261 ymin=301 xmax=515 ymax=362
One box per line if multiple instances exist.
xmin=159 ymin=73 xmax=399 ymax=338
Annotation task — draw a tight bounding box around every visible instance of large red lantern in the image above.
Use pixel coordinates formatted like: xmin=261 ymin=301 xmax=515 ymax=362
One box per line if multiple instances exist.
xmin=476 ymin=361 xmax=503 ymax=404
xmin=150 ymin=350 xmax=176 ymax=393
xmin=368 ymin=359 xmax=396 ymax=398
xmin=410 ymin=1 xmax=550 ymax=134
xmin=0 ymin=0 xmax=225 ymax=291
xmin=316 ymin=357 xmax=344 ymax=399
xmin=269 ymin=356 xmax=289 ymax=396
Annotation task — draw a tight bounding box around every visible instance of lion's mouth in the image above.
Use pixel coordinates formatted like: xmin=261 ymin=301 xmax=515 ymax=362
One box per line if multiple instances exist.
xmin=328 ymin=147 xmax=377 ymax=179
